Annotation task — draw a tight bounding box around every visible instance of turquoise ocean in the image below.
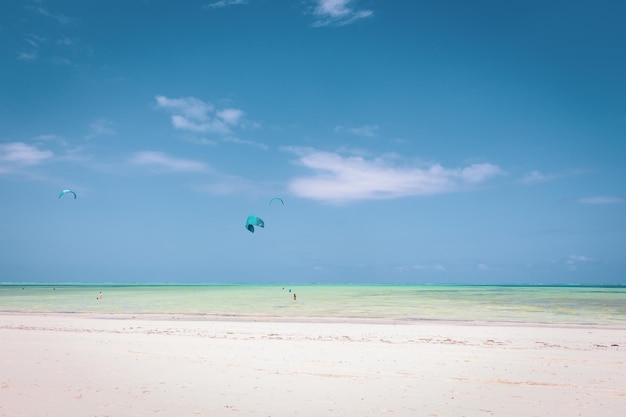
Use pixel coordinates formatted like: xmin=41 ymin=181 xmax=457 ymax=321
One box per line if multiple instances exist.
xmin=1 ymin=284 xmax=625 ymax=325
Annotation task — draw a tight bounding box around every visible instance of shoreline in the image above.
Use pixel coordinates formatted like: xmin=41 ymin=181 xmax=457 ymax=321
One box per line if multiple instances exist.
xmin=2 ymin=310 xmax=626 ymax=329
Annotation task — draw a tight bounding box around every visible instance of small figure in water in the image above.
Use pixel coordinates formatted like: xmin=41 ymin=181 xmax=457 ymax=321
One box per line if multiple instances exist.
xmin=97 ymin=291 xmax=103 ymax=300
xmin=293 ymin=293 xmax=296 ymax=301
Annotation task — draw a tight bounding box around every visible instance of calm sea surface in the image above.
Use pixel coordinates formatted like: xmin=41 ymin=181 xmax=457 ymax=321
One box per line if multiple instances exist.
xmin=1 ymin=284 xmax=625 ymax=325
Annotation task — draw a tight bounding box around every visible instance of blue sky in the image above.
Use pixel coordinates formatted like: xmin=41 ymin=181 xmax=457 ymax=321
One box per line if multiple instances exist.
xmin=1 ymin=0 xmax=625 ymax=284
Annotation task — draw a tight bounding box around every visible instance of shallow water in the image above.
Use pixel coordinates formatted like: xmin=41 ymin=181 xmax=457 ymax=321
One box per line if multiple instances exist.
xmin=1 ymin=284 xmax=625 ymax=325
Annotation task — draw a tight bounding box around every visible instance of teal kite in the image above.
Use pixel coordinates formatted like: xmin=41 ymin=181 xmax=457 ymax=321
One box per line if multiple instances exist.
xmin=58 ymin=189 xmax=77 ymax=199
xmin=269 ymin=197 xmax=284 ymax=206
xmin=245 ymin=215 xmax=264 ymax=233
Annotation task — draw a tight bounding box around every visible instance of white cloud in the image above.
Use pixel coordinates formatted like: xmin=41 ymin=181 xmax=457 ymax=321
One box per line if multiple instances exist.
xmin=129 ymin=151 xmax=208 ymax=173
xmin=286 ymin=148 xmax=503 ymax=203
xmin=334 ymin=124 xmax=379 ymax=137
xmin=171 ymin=115 xmax=230 ymax=134
xmin=156 ymin=95 xmax=249 ymax=136
xmin=577 ymin=196 xmax=624 ymax=205
xmin=460 ymin=164 xmax=502 ymax=183
xmin=477 ymin=263 xmax=488 ymax=270
xmin=217 ymin=108 xmax=244 ymax=125
xmin=312 ymin=0 xmax=373 ymax=27
xmin=156 ymin=95 xmax=214 ymax=120
xmin=0 ymin=142 xmax=53 ymax=170
xmin=204 ymin=0 xmax=247 ymax=9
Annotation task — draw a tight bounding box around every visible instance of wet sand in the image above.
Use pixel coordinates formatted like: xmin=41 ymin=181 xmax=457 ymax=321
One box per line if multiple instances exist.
xmin=1 ymin=313 xmax=625 ymax=416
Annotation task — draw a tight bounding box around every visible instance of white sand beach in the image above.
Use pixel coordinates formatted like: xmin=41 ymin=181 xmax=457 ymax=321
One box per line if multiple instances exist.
xmin=1 ymin=313 xmax=625 ymax=417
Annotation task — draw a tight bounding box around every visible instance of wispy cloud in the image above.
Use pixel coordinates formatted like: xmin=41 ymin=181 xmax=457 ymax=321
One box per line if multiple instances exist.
xmin=18 ymin=35 xmax=43 ymax=61
xmin=0 ymin=142 xmax=54 ymax=174
xmin=56 ymin=35 xmax=74 ymax=46
xmin=311 ymin=0 xmax=373 ymax=27
xmin=129 ymin=151 xmax=209 ymax=173
xmin=396 ymin=264 xmax=446 ymax=273
xmin=223 ymin=136 xmax=268 ymax=150
xmin=33 ymin=134 xmax=60 ymax=142
xmin=0 ymin=142 xmax=53 ymax=164
xmin=55 ymin=35 xmax=93 ymax=57
xmin=17 ymin=51 xmax=38 ymax=61
xmin=18 ymin=8 xmax=91 ymax=67
xmin=85 ymin=119 xmax=116 ymax=139
xmin=32 ymin=6 xmax=72 ymax=25
xmin=565 ymin=255 xmax=594 ymax=271
xmin=28 ymin=134 xmax=90 ymax=162
xmin=25 ymin=33 xmax=46 ymax=46
xmin=334 ymin=124 xmax=379 ymax=137
xmin=203 ymin=0 xmax=247 ymax=9
xmin=520 ymin=170 xmax=554 ymax=184
xmin=185 ymin=137 xmax=219 ymax=146
xmin=197 ymin=174 xmax=262 ymax=195
xmin=577 ymin=196 xmax=625 ymax=205
xmin=285 ymin=147 xmax=503 ymax=203
xmin=519 ymin=168 xmax=586 ymax=184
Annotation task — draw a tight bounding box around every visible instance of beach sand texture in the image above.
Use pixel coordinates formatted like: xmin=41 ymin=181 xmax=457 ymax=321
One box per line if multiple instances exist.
xmin=1 ymin=313 xmax=625 ymax=417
